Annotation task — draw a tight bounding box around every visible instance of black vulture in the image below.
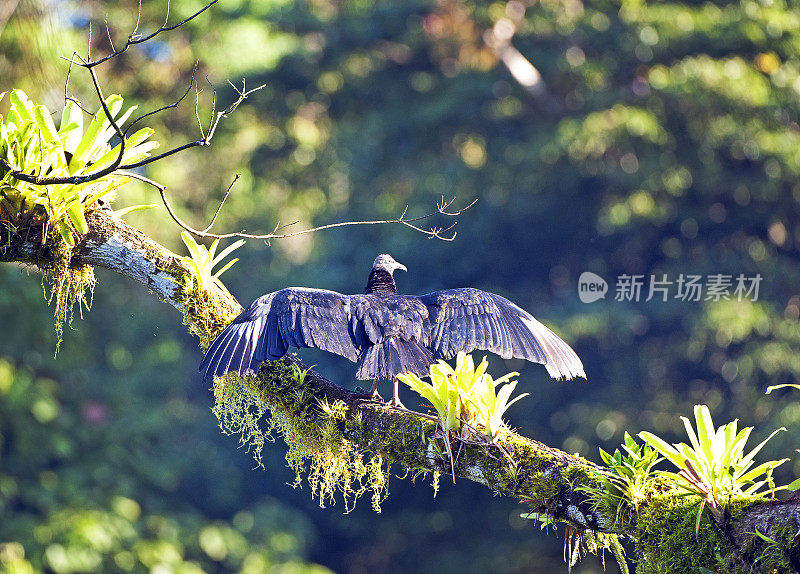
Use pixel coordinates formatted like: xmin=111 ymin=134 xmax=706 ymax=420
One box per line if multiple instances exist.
xmin=199 ymin=254 xmax=585 ymax=407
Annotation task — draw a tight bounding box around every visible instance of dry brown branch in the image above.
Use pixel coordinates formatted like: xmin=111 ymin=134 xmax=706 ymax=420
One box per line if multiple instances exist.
xmin=118 ymin=169 xmax=477 ymax=242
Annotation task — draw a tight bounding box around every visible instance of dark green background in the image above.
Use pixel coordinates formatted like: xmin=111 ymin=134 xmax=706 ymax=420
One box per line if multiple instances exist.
xmin=1 ymin=0 xmax=799 ymax=572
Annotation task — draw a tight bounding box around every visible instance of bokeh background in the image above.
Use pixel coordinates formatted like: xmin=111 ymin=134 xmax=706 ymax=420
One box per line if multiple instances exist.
xmin=2 ymin=0 xmax=800 ymax=572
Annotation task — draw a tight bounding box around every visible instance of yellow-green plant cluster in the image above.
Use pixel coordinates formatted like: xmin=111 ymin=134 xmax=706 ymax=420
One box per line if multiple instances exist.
xmin=586 ymin=432 xmax=662 ymax=526
xmin=0 ymin=89 xmax=158 ymax=246
xmin=639 ymin=405 xmax=787 ymax=523
xmin=179 ymin=231 xmax=245 ymax=293
xmin=397 ymin=352 xmax=527 ymax=441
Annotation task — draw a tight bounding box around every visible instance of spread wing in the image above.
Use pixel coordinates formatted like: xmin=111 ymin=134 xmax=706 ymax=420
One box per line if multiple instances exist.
xmin=199 ymin=288 xmax=359 ymax=383
xmin=418 ymin=288 xmax=585 ymax=380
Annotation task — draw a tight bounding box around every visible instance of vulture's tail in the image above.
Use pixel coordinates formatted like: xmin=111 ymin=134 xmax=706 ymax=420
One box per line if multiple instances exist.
xmin=356 ymin=338 xmax=433 ymax=380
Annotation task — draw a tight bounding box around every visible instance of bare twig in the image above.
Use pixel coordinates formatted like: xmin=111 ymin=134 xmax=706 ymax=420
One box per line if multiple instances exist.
xmin=202 ymin=173 xmax=240 ymax=233
xmin=84 ymin=0 xmax=221 ymax=69
xmin=124 ymin=63 xmax=199 ymax=137
xmin=118 ymin=170 xmax=476 ymax=243
xmin=2 ymin=66 xmax=264 ymax=187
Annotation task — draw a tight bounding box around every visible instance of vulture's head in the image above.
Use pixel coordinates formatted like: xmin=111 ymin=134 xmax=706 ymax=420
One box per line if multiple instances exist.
xmin=372 ymin=254 xmax=407 ymax=275
xmin=365 ymin=254 xmax=407 ymax=294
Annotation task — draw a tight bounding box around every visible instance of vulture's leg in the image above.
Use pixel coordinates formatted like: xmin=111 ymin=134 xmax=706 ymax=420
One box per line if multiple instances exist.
xmin=369 ymin=379 xmax=382 ymax=401
xmin=387 ymin=377 xmax=406 ymax=409
xmin=354 ymin=380 xmax=383 ymax=401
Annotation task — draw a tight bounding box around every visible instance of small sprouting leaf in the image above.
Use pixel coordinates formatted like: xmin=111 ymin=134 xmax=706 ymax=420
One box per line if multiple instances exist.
xmin=211 ymin=239 xmax=245 ymax=269
xmin=753 ymin=530 xmax=778 ymax=545
xmin=695 ymin=500 xmax=705 ymax=539
xmin=114 ymin=204 xmax=157 ymax=218
xmin=765 ymin=384 xmax=800 ymax=394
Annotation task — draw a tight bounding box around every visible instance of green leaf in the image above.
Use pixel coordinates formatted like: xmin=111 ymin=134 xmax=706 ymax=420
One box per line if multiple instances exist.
xmin=695 ymin=501 xmax=705 ymax=539
xmin=114 ymin=204 xmax=157 ymax=218
xmin=753 ymin=530 xmax=777 ymax=544
xmin=33 ymin=105 xmax=60 ymax=145
xmin=181 ymin=231 xmax=205 ymax=263
xmin=693 ymin=405 xmax=717 ymax=469
xmin=739 ymin=427 xmax=786 ymax=470
xmin=737 ymin=459 xmax=788 ymax=485
xmin=204 ymin=238 xmax=220 ymax=269
xmin=787 ymin=478 xmax=800 ymax=491
xmin=212 ymin=258 xmax=239 ymax=280
xmin=60 ymin=100 xmax=84 ymax=153
xmin=719 ymin=420 xmax=739 ymax=472
xmin=599 ymin=448 xmax=616 ymax=467
xmin=765 ymin=384 xmax=800 ymax=394
xmin=639 ymin=431 xmax=685 ymax=468
xmin=66 ymin=200 xmax=89 ymax=234
xmin=681 ymin=413 xmax=703 ymax=461
xmin=9 ymin=90 xmax=34 ymax=123
xmin=70 ymin=94 xmax=124 ymax=170
xmin=210 ymin=239 xmax=246 ymax=269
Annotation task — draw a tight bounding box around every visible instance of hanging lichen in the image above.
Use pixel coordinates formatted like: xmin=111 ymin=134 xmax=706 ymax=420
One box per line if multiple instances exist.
xmin=41 ymin=233 xmax=95 ymax=354
xmin=211 ymin=366 xmax=389 ymax=513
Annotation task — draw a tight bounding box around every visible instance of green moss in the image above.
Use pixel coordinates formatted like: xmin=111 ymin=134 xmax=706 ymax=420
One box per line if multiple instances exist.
xmin=744 ymin=516 xmax=799 ymax=573
xmin=634 ymin=493 xmax=769 ymax=574
xmin=170 ymin=271 xmax=238 ymax=348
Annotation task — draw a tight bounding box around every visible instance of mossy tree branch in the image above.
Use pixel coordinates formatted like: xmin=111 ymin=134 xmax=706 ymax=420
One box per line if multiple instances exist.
xmin=1 ymin=209 xmax=799 ymax=572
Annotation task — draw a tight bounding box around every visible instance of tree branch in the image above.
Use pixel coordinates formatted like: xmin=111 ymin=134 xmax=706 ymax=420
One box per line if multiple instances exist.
xmin=118 ymin=169 xmax=477 ymax=242
xmin=1 ymin=211 xmax=798 ymax=572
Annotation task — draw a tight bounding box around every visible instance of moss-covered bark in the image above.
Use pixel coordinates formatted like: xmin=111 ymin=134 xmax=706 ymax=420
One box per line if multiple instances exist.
xmin=3 ymin=210 xmax=799 ymax=573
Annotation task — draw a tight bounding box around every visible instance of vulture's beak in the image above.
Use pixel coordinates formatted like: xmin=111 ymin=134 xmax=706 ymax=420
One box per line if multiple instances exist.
xmin=396 ymin=262 xmax=407 ymax=273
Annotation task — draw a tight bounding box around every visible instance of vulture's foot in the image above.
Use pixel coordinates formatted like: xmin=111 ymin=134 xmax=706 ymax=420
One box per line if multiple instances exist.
xmin=387 ymin=396 xmax=407 ymax=409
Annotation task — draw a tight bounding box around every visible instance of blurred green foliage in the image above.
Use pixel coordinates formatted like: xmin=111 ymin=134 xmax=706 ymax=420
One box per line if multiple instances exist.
xmin=2 ymin=0 xmax=800 ymax=572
